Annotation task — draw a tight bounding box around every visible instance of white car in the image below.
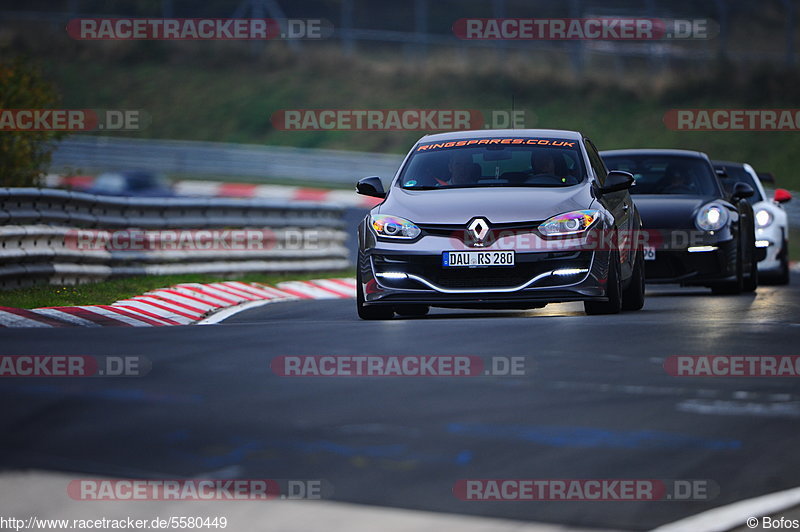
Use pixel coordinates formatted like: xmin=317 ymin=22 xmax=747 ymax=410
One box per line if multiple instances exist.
xmin=714 ymin=161 xmax=792 ymax=284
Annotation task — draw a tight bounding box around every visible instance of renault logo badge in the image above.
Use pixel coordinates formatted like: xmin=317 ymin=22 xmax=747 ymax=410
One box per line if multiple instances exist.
xmin=468 ymin=218 xmax=490 ymax=244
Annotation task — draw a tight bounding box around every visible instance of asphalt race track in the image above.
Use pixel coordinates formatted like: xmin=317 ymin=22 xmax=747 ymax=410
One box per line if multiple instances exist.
xmin=1 ymin=277 xmax=800 ymax=530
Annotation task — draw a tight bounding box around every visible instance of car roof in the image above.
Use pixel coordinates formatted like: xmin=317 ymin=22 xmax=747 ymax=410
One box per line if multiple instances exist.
xmin=599 ymin=148 xmax=709 ymax=159
xmin=710 ymin=160 xmax=767 ymax=199
xmin=418 ymin=129 xmax=584 ymax=142
xmin=711 ymin=160 xmax=744 ymax=168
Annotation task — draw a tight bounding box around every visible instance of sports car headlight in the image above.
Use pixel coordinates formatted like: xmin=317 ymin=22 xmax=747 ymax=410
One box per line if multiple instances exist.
xmin=695 ymin=204 xmax=728 ymax=232
xmin=371 ymin=214 xmax=421 ymax=239
xmin=538 ymin=210 xmax=600 ymax=236
xmin=755 ymin=208 xmax=773 ymax=228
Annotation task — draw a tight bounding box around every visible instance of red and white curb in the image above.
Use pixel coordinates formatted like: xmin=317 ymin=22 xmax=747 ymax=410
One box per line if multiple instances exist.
xmin=0 ymin=278 xmax=356 ymax=328
xmin=175 ymin=180 xmax=381 ymax=208
xmin=46 ymin=175 xmax=381 ymax=208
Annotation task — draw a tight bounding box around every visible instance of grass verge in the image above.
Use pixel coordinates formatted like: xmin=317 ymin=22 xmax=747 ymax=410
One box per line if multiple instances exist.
xmin=0 ymin=270 xmax=355 ymax=310
xmin=30 ymin=45 xmax=800 ymax=190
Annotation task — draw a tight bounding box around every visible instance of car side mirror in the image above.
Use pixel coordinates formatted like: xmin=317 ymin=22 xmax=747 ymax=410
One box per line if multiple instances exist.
xmin=731 ymin=182 xmax=754 ymax=200
xmin=356 ymin=176 xmax=386 ymax=199
xmin=599 ymin=170 xmax=635 ymax=194
xmin=774 ymin=188 xmax=792 ymax=203
xmin=715 ymin=168 xmax=728 ymax=178
xmin=758 ymin=172 xmax=776 ymax=184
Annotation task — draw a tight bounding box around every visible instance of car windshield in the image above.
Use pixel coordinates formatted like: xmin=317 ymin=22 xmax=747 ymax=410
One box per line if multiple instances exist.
xmin=92 ymin=173 xmax=127 ymax=193
xmin=716 ymin=164 xmax=764 ymax=204
xmin=126 ymin=172 xmax=167 ymax=190
xmin=399 ymin=139 xmax=586 ymax=189
xmin=602 ymin=155 xmax=721 ymax=196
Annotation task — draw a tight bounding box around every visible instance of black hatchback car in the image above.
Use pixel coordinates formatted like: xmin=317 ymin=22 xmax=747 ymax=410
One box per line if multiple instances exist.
xmin=355 ymin=129 xmax=645 ymax=319
xmin=601 ymin=149 xmax=758 ymax=295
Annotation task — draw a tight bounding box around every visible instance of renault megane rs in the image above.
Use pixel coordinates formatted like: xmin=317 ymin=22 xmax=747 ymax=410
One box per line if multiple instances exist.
xmin=354 ymin=129 xmax=645 ymax=319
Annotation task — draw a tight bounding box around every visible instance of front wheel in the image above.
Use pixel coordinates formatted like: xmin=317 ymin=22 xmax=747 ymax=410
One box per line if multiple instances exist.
xmin=356 ymin=273 xmax=394 ymax=320
xmin=776 ymin=239 xmax=791 ymax=285
xmin=764 ymin=239 xmax=791 ymax=286
xmin=394 ymin=304 xmax=429 ymax=317
xmin=621 ymin=249 xmax=645 ymax=311
xmin=742 ymin=245 xmax=759 ymax=293
xmin=711 ymin=241 xmax=743 ymax=295
xmin=585 ymin=253 xmax=622 ymax=315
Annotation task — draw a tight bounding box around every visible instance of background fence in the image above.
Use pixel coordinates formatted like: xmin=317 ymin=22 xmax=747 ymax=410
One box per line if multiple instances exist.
xmin=48 ymin=136 xmax=799 ymax=228
xmin=0 ymin=188 xmax=350 ymax=289
xmin=50 ymin=136 xmax=403 ymax=185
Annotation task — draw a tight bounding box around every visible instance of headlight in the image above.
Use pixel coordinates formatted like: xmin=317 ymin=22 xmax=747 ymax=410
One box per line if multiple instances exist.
xmin=755 ymin=209 xmax=773 ymax=228
xmin=695 ymin=204 xmax=728 ymax=232
xmin=371 ymin=214 xmax=421 ymax=239
xmin=539 ymin=210 xmax=600 ymax=236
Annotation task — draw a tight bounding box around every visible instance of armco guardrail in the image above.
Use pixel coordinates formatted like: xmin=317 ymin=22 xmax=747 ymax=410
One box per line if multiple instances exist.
xmin=51 ymin=136 xmax=404 ymax=185
xmin=0 ymin=188 xmax=349 ymax=289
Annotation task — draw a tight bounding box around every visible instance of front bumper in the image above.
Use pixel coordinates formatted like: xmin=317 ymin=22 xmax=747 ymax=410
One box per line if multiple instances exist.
xmin=644 ymin=237 xmax=738 ymax=285
xmin=756 ymin=226 xmax=785 ymax=274
xmin=359 ymin=231 xmax=614 ymax=308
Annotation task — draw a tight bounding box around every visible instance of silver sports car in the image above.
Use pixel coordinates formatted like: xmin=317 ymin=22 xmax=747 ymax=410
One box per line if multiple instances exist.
xmin=355 ymin=129 xmax=645 ymax=319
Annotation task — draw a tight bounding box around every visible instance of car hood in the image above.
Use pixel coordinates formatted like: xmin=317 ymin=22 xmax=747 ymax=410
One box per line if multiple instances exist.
xmin=632 ymin=195 xmax=723 ymax=229
xmin=377 ymin=185 xmax=593 ymax=224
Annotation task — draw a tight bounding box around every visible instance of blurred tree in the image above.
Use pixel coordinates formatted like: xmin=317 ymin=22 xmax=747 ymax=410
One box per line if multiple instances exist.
xmin=0 ymin=54 xmax=64 ymax=187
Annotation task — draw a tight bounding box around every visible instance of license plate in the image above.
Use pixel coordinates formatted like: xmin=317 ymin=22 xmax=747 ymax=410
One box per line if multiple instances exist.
xmin=643 ymin=247 xmax=656 ymax=261
xmin=443 ymin=251 xmax=515 ymax=267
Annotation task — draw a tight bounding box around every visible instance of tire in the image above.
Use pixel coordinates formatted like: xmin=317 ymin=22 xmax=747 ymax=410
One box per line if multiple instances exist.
xmin=356 ymin=272 xmax=394 ymax=320
xmin=394 ymin=304 xmax=430 ymax=317
xmin=765 ymin=239 xmax=791 ymax=286
xmin=742 ymin=244 xmax=758 ymax=293
xmin=621 ymin=249 xmax=645 ymax=311
xmin=711 ymin=239 xmax=743 ymax=295
xmin=585 ymin=252 xmax=622 ymax=315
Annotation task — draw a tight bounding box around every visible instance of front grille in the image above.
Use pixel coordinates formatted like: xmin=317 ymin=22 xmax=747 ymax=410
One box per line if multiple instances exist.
xmin=417 ymin=221 xmax=543 ymax=246
xmin=645 ymin=257 xmax=686 ymax=279
xmin=645 ymin=247 xmax=730 ymax=280
xmin=417 ymin=221 xmax=543 ymax=233
xmin=373 ymin=251 xmax=591 ymax=290
xmin=434 ymin=266 xmax=537 ymax=288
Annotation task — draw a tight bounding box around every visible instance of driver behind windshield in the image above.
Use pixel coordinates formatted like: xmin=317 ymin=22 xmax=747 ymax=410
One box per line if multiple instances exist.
xmin=531 ymin=151 xmax=557 ymax=176
xmin=401 ymin=143 xmax=585 ymax=188
xmin=659 ymin=164 xmax=697 ymax=194
xmin=444 ymin=151 xmax=479 ymax=186
xmin=529 ymin=149 xmax=575 ymax=184
xmin=419 ymin=151 xmax=478 ymax=187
